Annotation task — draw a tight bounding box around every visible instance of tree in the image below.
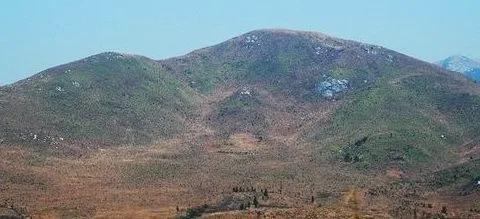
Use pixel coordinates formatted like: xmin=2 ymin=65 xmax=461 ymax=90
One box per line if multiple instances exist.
xmin=441 ymin=206 xmax=448 ymax=215
xmin=253 ymin=196 xmax=259 ymax=208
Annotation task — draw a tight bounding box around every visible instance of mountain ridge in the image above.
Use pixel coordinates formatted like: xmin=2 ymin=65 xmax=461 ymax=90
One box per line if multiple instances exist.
xmin=1 ymin=29 xmax=479 ymax=166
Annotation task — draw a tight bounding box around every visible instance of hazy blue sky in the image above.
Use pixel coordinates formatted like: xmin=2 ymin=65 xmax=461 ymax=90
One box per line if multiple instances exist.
xmin=1 ymin=0 xmax=479 ymax=85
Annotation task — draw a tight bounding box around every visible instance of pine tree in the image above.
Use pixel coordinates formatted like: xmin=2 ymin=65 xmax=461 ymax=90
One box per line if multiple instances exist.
xmin=441 ymin=206 xmax=448 ymax=215
xmin=253 ymin=196 xmax=259 ymax=208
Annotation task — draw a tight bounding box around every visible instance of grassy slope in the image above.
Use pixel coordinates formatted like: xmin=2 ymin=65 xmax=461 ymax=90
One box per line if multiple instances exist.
xmin=208 ymin=89 xmax=268 ymax=138
xmin=430 ymin=159 xmax=480 ymax=190
xmin=0 ymin=52 xmax=198 ymax=146
xmin=312 ymin=67 xmax=480 ymax=169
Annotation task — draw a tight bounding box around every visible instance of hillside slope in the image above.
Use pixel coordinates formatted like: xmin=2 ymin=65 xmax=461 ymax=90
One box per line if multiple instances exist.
xmin=0 ymin=52 xmax=198 ymax=147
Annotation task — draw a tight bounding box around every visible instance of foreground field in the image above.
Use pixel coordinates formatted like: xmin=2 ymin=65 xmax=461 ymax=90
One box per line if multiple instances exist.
xmin=1 ymin=138 xmax=478 ymax=218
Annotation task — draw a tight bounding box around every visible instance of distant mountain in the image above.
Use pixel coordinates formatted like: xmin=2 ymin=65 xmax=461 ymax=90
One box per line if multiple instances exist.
xmin=466 ymin=68 xmax=480 ymax=81
xmin=436 ymin=55 xmax=480 ymax=82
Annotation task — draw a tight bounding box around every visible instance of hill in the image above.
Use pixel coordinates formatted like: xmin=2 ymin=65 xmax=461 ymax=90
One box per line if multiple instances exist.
xmin=162 ymin=29 xmax=480 ymax=169
xmin=2 ymin=29 xmax=480 ymax=167
xmin=0 ymin=52 xmax=198 ymax=148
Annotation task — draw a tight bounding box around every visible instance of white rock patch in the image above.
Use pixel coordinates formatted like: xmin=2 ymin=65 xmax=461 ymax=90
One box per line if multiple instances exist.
xmin=244 ymin=35 xmax=261 ymax=47
xmin=386 ymin=54 xmax=394 ymax=63
xmin=245 ymin=35 xmax=258 ymax=43
xmin=362 ymin=45 xmax=381 ymax=55
xmin=240 ymin=87 xmax=252 ymax=96
xmin=316 ymin=78 xmax=349 ymax=98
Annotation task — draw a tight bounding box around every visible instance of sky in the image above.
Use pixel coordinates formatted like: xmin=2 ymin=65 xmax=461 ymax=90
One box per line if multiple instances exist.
xmin=1 ymin=0 xmax=479 ymax=85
